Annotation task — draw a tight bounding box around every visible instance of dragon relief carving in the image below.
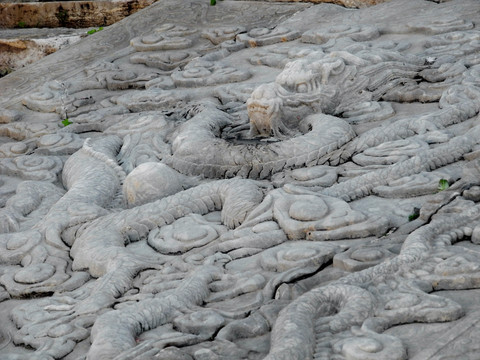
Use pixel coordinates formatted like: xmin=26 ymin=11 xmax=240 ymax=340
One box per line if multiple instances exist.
xmin=2 ymin=1 xmax=480 ymax=360
xmin=246 ymin=50 xmax=425 ymax=138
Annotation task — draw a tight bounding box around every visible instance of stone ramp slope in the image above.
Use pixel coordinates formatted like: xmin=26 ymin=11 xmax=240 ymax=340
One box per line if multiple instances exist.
xmin=1 ymin=0 xmax=480 ymax=359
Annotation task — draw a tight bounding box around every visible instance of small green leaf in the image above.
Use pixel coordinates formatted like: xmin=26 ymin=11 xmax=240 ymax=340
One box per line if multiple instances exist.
xmin=210 ymin=0 xmax=216 ymax=5
xmin=408 ymin=207 xmax=420 ymax=222
xmin=437 ymin=179 xmax=449 ymax=192
xmin=62 ymin=118 xmax=73 ymax=127
xmin=87 ymin=27 xmax=103 ymax=35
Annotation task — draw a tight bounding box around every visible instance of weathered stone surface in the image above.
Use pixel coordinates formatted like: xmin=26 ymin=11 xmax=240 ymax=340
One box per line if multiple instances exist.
xmin=0 ymin=0 xmax=154 ymax=28
xmin=0 ymin=29 xmax=84 ymax=74
xmin=1 ymin=0 xmax=480 ymax=359
xmin=257 ymin=0 xmax=387 ymax=8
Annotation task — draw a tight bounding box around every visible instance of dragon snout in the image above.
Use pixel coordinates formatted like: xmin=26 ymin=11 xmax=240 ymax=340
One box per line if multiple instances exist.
xmin=247 ymin=83 xmax=283 ymax=137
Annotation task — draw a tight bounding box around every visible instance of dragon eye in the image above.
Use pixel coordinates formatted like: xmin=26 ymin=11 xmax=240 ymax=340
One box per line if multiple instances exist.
xmin=296 ymin=83 xmax=308 ymax=93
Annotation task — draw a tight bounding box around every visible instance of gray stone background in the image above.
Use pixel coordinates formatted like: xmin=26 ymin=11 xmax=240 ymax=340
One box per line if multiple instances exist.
xmin=1 ymin=0 xmax=480 ymax=359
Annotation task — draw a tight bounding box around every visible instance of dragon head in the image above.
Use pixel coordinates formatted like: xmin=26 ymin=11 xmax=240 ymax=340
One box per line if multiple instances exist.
xmin=247 ymin=52 xmax=362 ymax=139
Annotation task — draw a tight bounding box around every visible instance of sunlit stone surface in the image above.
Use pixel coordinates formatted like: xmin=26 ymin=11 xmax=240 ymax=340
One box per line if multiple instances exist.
xmin=1 ymin=0 xmax=480 ymax=359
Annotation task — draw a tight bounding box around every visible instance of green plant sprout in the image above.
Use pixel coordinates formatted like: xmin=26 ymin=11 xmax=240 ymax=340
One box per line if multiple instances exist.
xmin=87 ymin=27 xmax=104 ymax=35
xmin=17 ymin=21 xmax=26 ymax=28
xmin=210 ymin=0 xmax=222 ymax=5
xmin=0 ymin=68 xmax=13 ymax=78
xmin=408 ymin=207 xmax=420 ymax=222
xmin=437 ymin=179 xmax=449 ymax=192
xmin=62 ymin=118 xmax=72 ymax=127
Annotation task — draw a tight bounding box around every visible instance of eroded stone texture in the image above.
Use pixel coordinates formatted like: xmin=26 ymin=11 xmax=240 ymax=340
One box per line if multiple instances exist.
xmin=1 ymin=0 xmax=480 ymax=359
xmin=0 ymin=0 xmax=154 ymax=28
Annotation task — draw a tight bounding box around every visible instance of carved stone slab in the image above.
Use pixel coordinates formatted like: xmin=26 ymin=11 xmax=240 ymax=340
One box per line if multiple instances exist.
xmin=1 ymin=0 xmax=480 ymax=359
